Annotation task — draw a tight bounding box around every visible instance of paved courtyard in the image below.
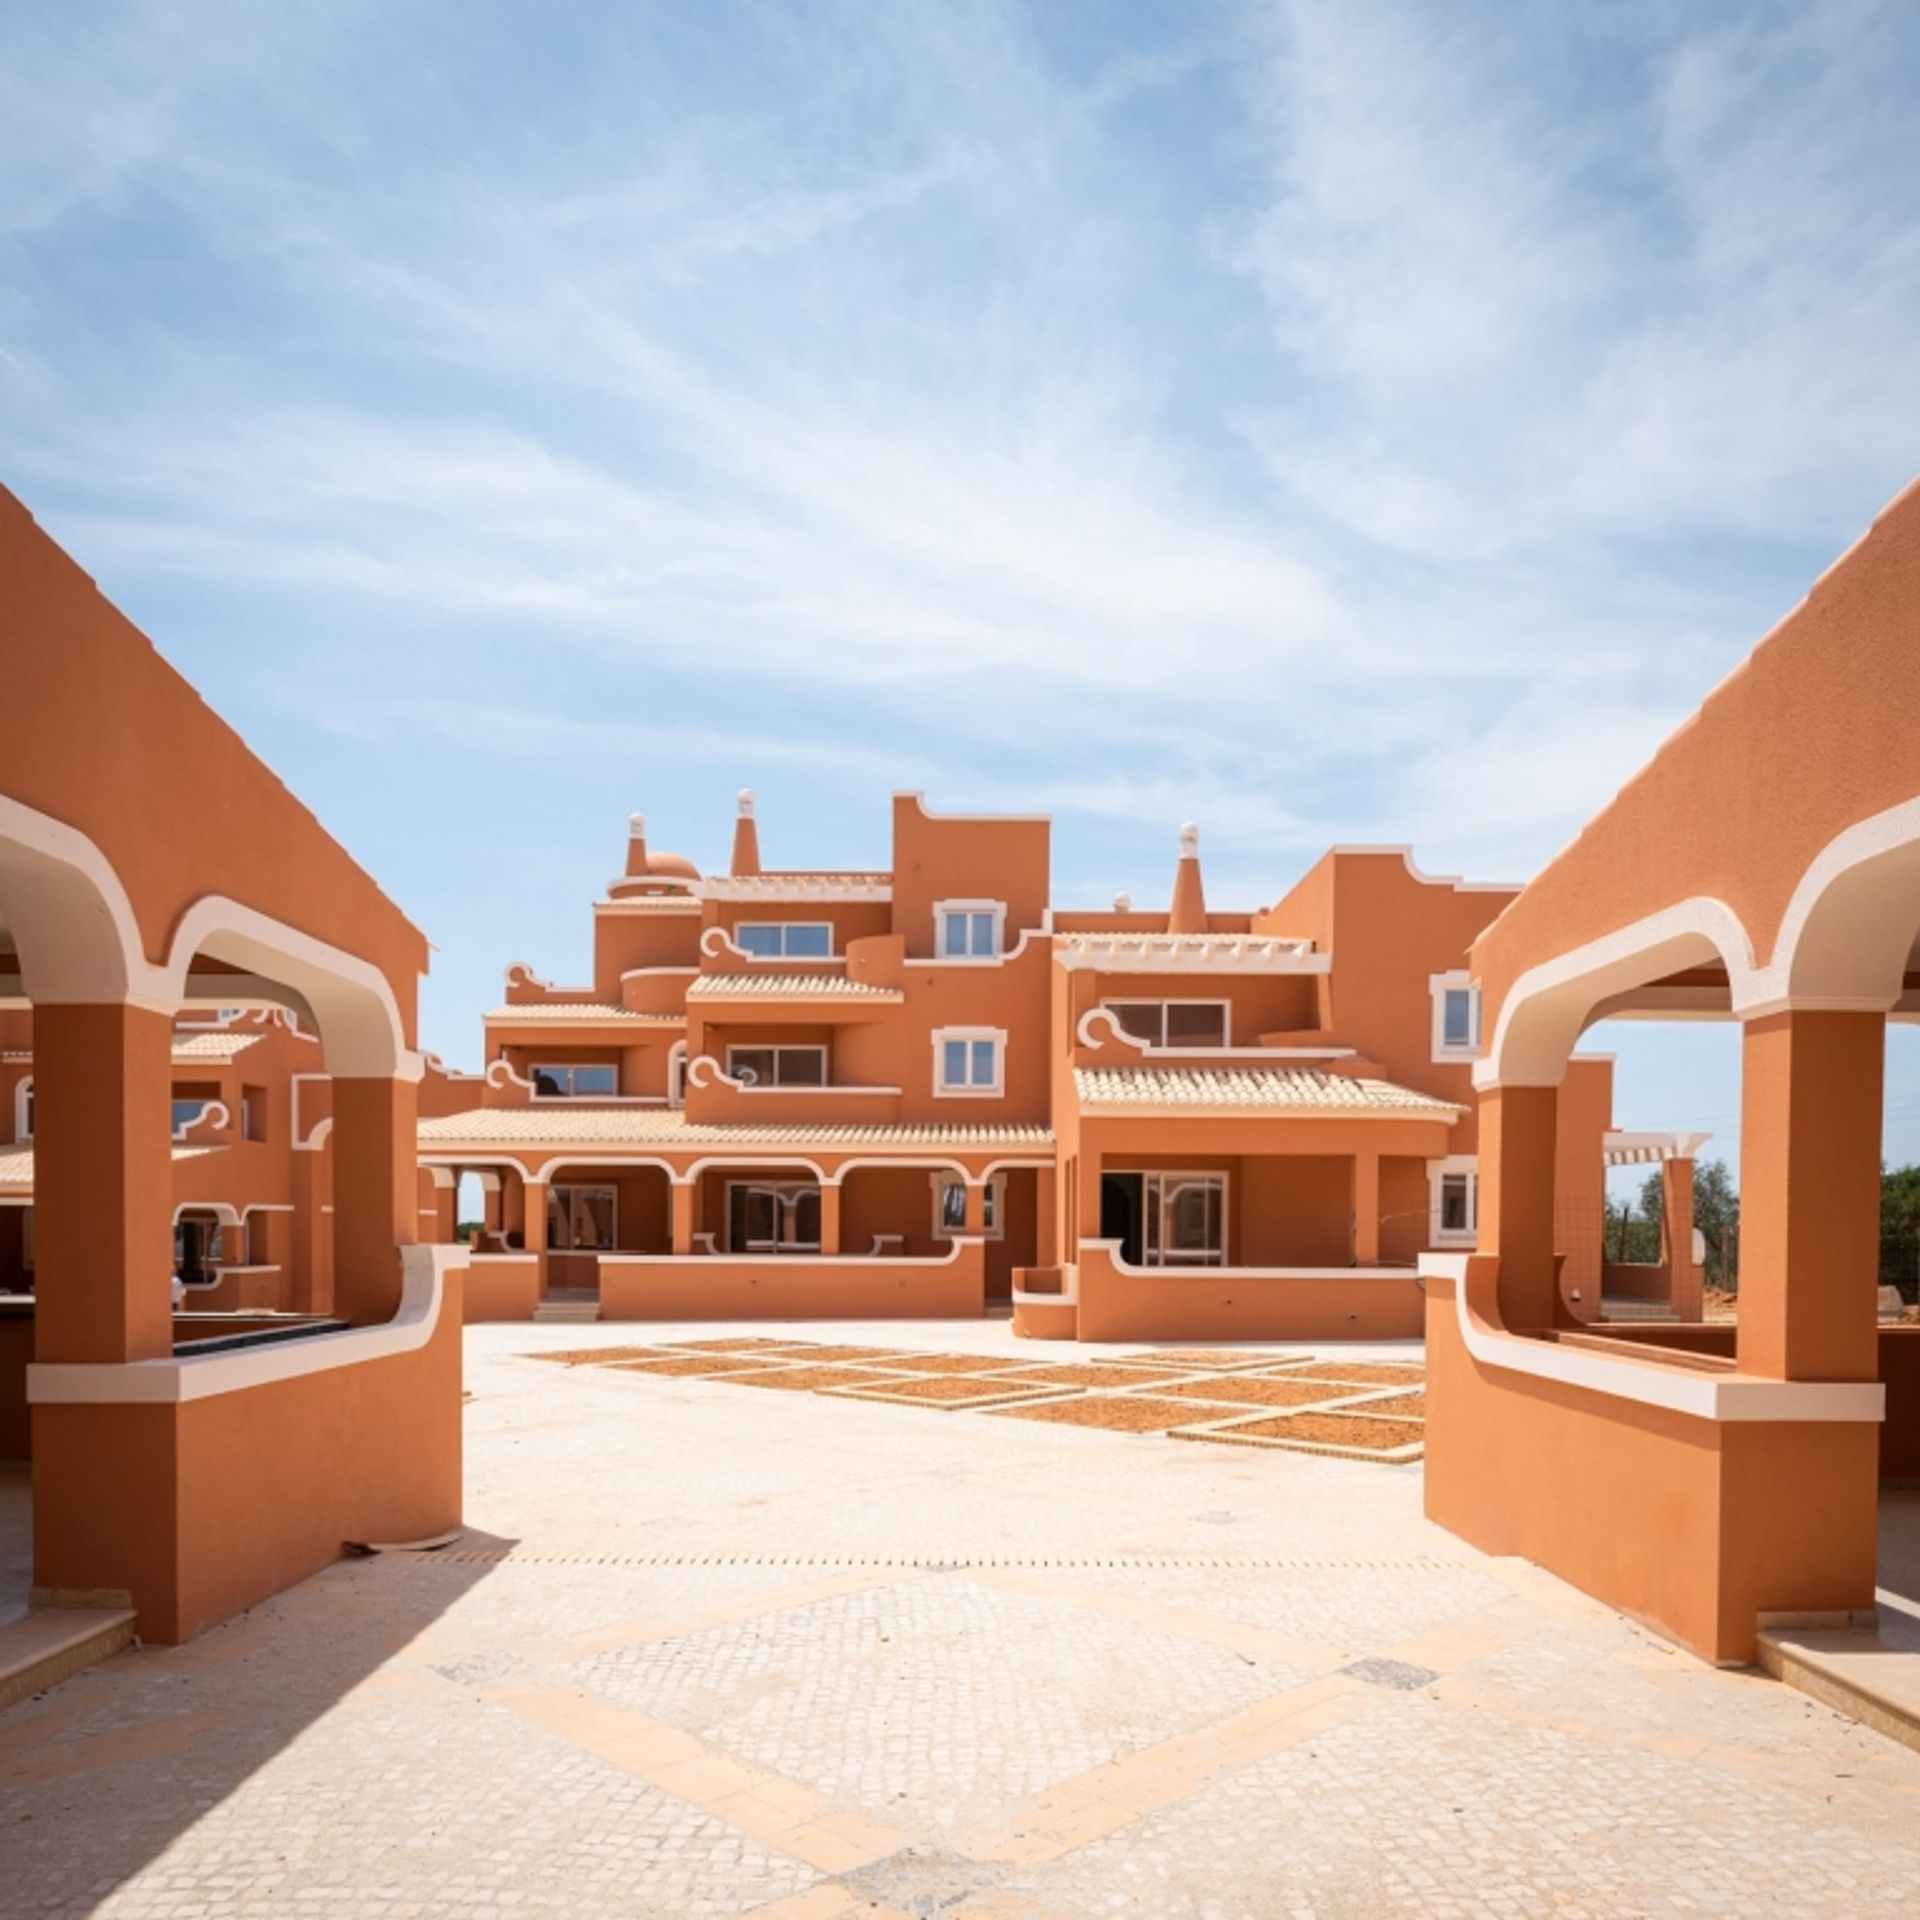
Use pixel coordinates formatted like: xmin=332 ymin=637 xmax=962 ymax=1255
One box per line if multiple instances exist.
xmin=4 ymin=1318 xmax=1920 ymax=1918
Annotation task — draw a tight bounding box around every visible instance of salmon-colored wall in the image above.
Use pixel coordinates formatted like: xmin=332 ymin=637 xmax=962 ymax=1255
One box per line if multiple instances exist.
xmin=596 ymin=1241 xmax=985 ymax=1320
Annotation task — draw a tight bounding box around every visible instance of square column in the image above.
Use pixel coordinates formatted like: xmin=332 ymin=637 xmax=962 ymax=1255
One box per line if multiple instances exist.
xmin=332 ymin=1075 xmax=418 ymax=1325
xmin=1738 ymin=1010 xmax=1883 ymax=1381
xmin=818 ymin=1182 xmax=842 ymax=1256
xmin=1662 ymin=1157 xmax=1702 ymax=1321
xmin=1478 ymin=1084 xmax=1560 ymax=1329
xmin=523 ymin=1177 xmax=549 ymax=1254
xmin=670 ymin=1179 xmax=696 ymax=1255
xmin=32 ymin=1003 xmax=175 ymax=1364
xmin=964 ymin=1179 xmax=988 ymax=1235
xmin=1352 ymin=1151 xmax=1380 ymax=1265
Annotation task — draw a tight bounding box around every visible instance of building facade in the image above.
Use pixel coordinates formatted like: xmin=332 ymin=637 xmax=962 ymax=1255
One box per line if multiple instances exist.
xmin=421 ymin=792 xmax=1638 ymax=1338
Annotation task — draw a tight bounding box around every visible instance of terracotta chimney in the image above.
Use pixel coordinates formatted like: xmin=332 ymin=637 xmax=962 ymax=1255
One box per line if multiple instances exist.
xmin=1168 ymin=823 xmax=1207 ymax=934
xmin=624 ymin=812 xmax=649 ymax=878
xmin=731 ymin=789 xmax=762 ymax=878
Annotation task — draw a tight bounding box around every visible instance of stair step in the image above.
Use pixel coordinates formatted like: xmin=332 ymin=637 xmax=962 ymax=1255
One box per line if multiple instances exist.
xmin=533 ymin=1302 xmax=601 ymax=1323
xmin=0 ymin=1607 xmax=138 ymax=1713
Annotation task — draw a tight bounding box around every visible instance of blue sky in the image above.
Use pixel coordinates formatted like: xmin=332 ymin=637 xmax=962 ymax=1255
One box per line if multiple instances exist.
xmin=5 ymin=0 xmax=1920 ymax=1175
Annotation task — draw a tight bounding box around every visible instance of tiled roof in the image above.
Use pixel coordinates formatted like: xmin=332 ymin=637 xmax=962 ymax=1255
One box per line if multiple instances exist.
xmin=418 ymin=1107 xmax=1051 ymax=1152
xmin=1054 ymin=932 xmax=1320 ymax=974
xmin=1073 ymin=1066 xmax=1462 ymax=1120
xmin=701 ymin=873 xmax=893 ymax=902
xmin=686 ymin=973 xmax=903 ymax=1003
xmin=0 ymin=1143 xmax=222 ymax=1191
xmin=484 ymin=1003 xmax=684 ymax=1024
xmin=170 ymin=1031 xmax=264 ymax=1061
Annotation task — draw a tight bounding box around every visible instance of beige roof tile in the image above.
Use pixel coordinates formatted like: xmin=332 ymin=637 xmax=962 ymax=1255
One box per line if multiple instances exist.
xmin=1054 ymin=931 xmax=1320 ymax=974
xmin=686 ymin=973 xmax=903 ymax=1003
xmin=1073 ymin=1066 xmax=1462 ymax=1120
xmin=170 ymin=1031 xmax=264 ymax=1061
xmin=0 ymin=1142 xmax=222 ymax=1191
xmin=418 ymin=1107 xmax=1050 ymax=1152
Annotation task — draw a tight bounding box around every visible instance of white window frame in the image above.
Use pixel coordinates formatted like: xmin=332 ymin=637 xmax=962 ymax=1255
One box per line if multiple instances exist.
xmin=732 ymin=921 xmax=836 ymax=960
xmin=1429 ymin=971 xmax=1482 ymax=1062
xmin=930 ymin=1171 xmax=1005 ymax=1240
xmin=1104 ymin=999 xmax=1232 ymax=1050
xmin=725 ymin=1044 xmax=829 ymax=1088
xmin=934 ymin=899 xmax=1006 ymax=961
xmin=1429 ymin=1155 xmax=1479 ymax=1245
xmin=1105 ymin=1168 xmax=1230 ymax=1267
xmin=531 ymin=1062 xmax=622 ymax=1100
xmin=13 ymin=1076 xmax=31 ymax=1143
xmin=932 ymin=1026 xmax=1006 ymax=1097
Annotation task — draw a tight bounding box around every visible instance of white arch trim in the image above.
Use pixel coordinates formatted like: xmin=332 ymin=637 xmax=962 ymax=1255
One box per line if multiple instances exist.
xmin=164 ymin=897 xmax=415 ymax=1080
xmin=1477 ymin=898 xmax=1758 ymax=1091
xmin=173 ymin=1200 xmax=243 ymax=1227
xmin=0 ymin=795 xmax=168 ymax=1007
xmin=1748 ymin=794 xmax=1920 ymax=1014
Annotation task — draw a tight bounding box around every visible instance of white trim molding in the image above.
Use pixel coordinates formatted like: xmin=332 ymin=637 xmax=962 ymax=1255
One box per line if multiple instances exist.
xmin=934 ymin=898 xmax=1008 ymax=962
xmin=1427 ymin=1154 xmax=1478 ymax=1246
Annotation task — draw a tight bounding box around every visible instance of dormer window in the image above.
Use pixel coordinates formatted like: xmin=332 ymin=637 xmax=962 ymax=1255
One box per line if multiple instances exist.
xmin=936 ymin=901 xmax=1005 ymax=960
xmin=735 ymin=922 xmax=833 ymax=958
xmin=1430 ymin=972 xmax=1482 ymax=1061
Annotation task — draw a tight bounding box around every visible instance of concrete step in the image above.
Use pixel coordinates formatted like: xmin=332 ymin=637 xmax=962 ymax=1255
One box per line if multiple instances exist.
xmin=542 ymin=1287 xmax=599 ymax=1303
xmin=533 ymin=1301 xmax=601 ymax=1324
xmin=0 ymin=1607 xmax=138 ymax=1713
xmin=1757 ymin=1606 xmax=1920 ymax=1755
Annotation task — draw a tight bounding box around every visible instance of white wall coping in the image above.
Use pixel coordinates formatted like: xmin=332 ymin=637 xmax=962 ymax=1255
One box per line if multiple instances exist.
xmin=1420 ymin=1251 xmax=1884 ymax=1424
xmin=1082 ymin=1239 xmax=1422 ymax=1283
xmin=28 ymin=1244 xmax=464 ymax=1406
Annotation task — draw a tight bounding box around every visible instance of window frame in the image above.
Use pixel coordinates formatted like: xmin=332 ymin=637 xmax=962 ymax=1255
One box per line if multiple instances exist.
xmin=530 ymin=1062 xmax=621 ymax=1100
xmin=725 ymin=1044 xmax=829 ymax=1089
xmin=933 ymin=899 xmax=1007 ymax=962
xmin=1104 ymin=999 xmax=1232 ymax=1050
xmin=930 ymin=1171 xmax=1005 ymax=1240
xmin=1429 ymin=971 xmax=1483 ymax=1062
xmin=546 ymin=1182 xmax=619 ymax=1253
xmin=1106 ymin=1168 xmax=1230 ymax=1267
xmin=732 ymin=921 xmax=836 ymax=959
xmin=932 ymin=1026 xmax=1006 ymax=1098
xmin=725 ymin=1179 xmax=822 ymax=1254
xmin=1428 ymin=1155 xmax=1479 ymax=1245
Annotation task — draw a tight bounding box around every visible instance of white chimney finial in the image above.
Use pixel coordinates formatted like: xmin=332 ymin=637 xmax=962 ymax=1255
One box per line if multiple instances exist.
xmin=1113 ymin=891 xmax=1132 ymax=912
xmin=628 ymin=812 xmax=646 ymax=838
xmin=737 ymin=789 xmax=755 ymax=817
xmin=1179 ymin=822 xmax=1199 ymax=856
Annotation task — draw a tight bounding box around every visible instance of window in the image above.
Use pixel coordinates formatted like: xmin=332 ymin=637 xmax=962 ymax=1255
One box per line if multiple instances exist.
xmin=1100 ymin=1170 xmax=1227 ymax=1266
xmin=1107 ymin=1001 xmax=1229 ymax=1049
xmin=726 ymin=1181 xmax=821 ymax=1253
xmin=1430 ymin=1158 xmax=1479 ymax=1243
xmin=727 ymin=1045 xmax=827 ymax=1088
xmin=1430 ymin=972 xmax=1482 ymax=1060
xmin=170 ymin=1099 xmax=210 ymax=1138
xmin=931 ymin=1173 xmax=1004 ymax=1239
xmin=935 ymin=901 xmax=1004 ymax=959
xmin=531 ymin=1063 xmax=619 ymax=1098
xmin=934 ymin=1028 xmax=1004 ymax=1096
xmin=735 ymin=922 xmax=834 ymax=958
xmin=546 ymin=1184 xmax=617 ymax=1252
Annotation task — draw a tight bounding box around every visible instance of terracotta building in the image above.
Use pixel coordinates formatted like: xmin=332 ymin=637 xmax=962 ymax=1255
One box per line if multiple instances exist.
xmin=420 ymin=794 xmax=1645 ymax=1338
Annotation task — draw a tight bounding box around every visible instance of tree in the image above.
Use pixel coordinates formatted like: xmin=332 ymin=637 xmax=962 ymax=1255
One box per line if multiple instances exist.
xmin=1619 ymin=1159 xmax=1739 ymax=1289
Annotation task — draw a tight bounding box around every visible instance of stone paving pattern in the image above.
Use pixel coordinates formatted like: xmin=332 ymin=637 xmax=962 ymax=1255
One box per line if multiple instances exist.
xmin=2 ymin=1318 xmax=1918 ymax=1917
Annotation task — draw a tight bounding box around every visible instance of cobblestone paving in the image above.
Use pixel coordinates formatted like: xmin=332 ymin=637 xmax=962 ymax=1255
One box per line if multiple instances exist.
xmin=2 ymin=1318 xmax=1918 ymax=1919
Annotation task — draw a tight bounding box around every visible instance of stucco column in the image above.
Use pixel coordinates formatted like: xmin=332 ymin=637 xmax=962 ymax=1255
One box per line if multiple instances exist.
xmin=1352 ymin=1151 xmax=1380 ymax=1266
xmin=818 ymin=1181 xmax=842 ymax=1256
xmin=670 ymin=1179 xmax=696 ymax=1255
xmin=1737 ymin=1009 xmax=1883 ymax=1381
xmin=1477 ymin=1083 xmax=1560 ymax=1329
xmin=1663 ymin=1156 xmax=1701 ymax=1321
xmin=332 ymin=1075 xmax=417 ymax=1325
xmin=523 ymin=1177 xmax=549 ymax=1255
xmin=964 ymin=1178 xmax=988 ymax=1235
xmin=32 ymin=1002 xmax=175 ymax=1365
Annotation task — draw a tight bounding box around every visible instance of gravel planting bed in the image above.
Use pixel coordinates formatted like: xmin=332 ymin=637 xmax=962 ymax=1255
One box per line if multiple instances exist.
xmin=1290 ymin=1361 xmax=1426 ymax=1387
xmin=1207 ymin=1410 xmax=1427 ymax=1451
xmin=1121 ymin=1349 xmax=1305 ymax=1370
xmin=1356 ymin=1389 xmax=1427 ymax=1418
xmin=529 ymin=1346 xmax=676 ymax=1366
xmin=760 ymin=1344 xmax=915 ymax=1364
xmin=720 ymin=1365 xmax=901 ymax=1391
xmin=1005 ymin=1363 xmax=1188 ymax=1388
xmin=830 ymin=1375 xmax=1066 ymax=1405
xmin=989 ymin=1394 xmax=1211 ymax=1433
xmin=875 ymin=1353 xmax=1034 ymax=1374
xmin=1153 ymin=1375 xmax=1359 ymax=1409
xmin=604 ymin=1355 xmax=769 ymax=1377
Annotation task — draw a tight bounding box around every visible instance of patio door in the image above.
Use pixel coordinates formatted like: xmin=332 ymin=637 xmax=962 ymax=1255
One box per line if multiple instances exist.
xmin=1099 ymin=1173 xmax=1145 ymax=1266
xmin=727 ymin=1181 xmax=821 ymax=1254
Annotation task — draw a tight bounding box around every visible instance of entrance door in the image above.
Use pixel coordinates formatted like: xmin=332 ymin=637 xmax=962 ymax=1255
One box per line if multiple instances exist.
xmin=1099 ymin=1173 xmax=1144 ymax=1267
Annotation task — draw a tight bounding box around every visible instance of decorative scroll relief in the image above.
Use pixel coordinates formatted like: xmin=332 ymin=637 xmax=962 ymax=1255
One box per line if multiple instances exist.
xmin=175 ymin=1099 xmax=231 ymax=1142
xmin=700 ymin=925 xmax=749 ymax=961
xmin=685 ymin=1053 xmax=752 ymax=1091
xmin=1075 ymin=1005 xmax=1154 ymax=1054
xmin=484 ymin=1057 xmax=536 ymax=1093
